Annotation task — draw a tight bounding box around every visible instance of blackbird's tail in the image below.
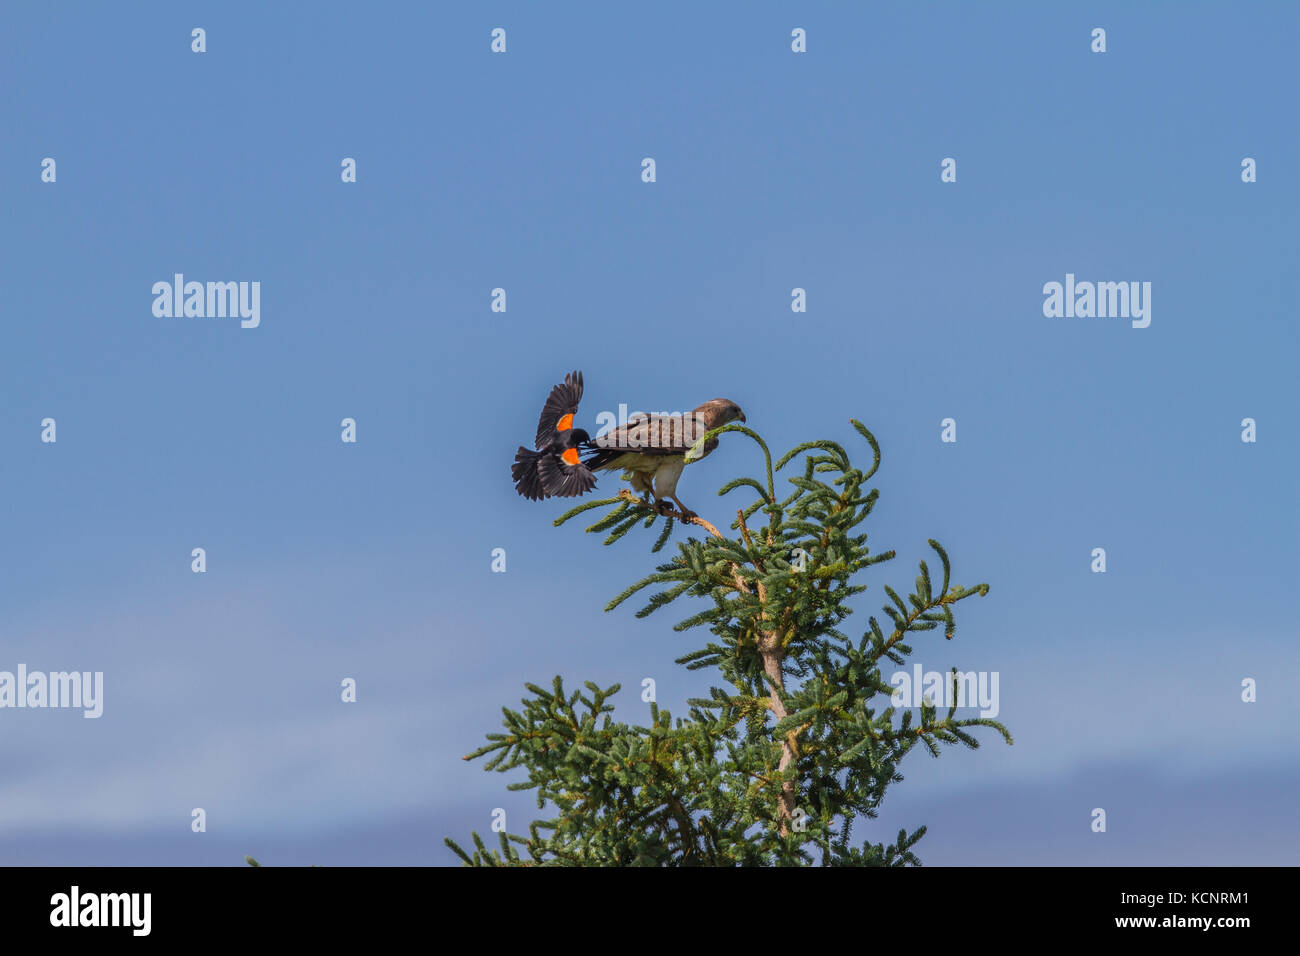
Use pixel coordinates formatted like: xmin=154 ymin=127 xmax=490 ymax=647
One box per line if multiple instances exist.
xmin=511 ymin=447 xmax=550 ymax=501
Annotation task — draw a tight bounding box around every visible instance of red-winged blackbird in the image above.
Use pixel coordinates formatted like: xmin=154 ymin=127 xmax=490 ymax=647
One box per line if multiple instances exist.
xmin=512 ymin=370 xmax=745 ymax=519
xmin=511 ymin=371 xmax=596 ymax=501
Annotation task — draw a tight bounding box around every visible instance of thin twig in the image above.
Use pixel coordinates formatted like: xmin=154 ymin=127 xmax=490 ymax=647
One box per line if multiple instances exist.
xmin=614 ymin=490 xmax=723 ymax=538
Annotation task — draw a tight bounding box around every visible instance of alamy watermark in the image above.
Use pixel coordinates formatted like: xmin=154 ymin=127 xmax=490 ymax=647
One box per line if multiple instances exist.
xmin=0 ymin=664 xmax=103 ymax=718
xmin=50 ymin=886 xmax=150 ymax=936
xmin=592 ymin=404 xmax=709 ymax=450
xmin=889 ymin=664 xmax=999 ymax=718
xmin=1043 ymin=273 xmax=1151 ymax=328
xmin=152 ymin=274 xmax=260 ymax=328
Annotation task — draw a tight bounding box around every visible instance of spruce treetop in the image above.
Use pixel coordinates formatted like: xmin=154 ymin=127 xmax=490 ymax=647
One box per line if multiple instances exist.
xmin=449 ymin=420 xmax=1011 ymax=866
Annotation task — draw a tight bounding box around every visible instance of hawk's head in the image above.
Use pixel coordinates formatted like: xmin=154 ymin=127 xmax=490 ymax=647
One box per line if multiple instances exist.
xmin=698 ymin=398 xmax=746 ymax=428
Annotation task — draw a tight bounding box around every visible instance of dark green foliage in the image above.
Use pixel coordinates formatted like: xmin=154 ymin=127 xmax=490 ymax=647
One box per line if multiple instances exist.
xmin=447 ymin=421 xmax=1010 ymax=866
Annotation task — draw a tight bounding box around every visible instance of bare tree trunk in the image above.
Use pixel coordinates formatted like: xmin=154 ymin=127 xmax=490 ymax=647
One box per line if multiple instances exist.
xmin=759 ymin=635 xmax=798 ymax=836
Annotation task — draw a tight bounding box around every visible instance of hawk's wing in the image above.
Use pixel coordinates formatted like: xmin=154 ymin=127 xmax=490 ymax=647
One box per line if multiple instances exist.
xmin=593 ymin=412 xmax=711 ymax=457
xmin=535 ymin=370 xmax=584 ymax=450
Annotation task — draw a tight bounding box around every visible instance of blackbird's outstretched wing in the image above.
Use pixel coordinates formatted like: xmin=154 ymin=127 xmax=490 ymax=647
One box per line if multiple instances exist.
xmin=537 ymin=450 xmax=597 ymax=498
xmin=535 ymin=370 xmax=584 ymax=450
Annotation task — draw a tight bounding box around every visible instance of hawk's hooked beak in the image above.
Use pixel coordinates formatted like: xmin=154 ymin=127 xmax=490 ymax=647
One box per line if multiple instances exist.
xmin=738 ymin=410 xmax=747 ymax=423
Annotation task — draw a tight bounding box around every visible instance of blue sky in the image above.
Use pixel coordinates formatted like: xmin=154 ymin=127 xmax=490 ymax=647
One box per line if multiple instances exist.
xmin=1 ymin=2 xmax=1295 ymax=865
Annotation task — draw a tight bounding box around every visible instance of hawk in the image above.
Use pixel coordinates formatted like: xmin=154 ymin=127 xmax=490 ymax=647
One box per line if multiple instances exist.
xmin=511 ymin=370 xmax=745 ymax=519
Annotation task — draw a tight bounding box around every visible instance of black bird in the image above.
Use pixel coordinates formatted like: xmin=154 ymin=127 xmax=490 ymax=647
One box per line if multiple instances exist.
xmin=511 ymin=371 xmax=597 ymax=500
